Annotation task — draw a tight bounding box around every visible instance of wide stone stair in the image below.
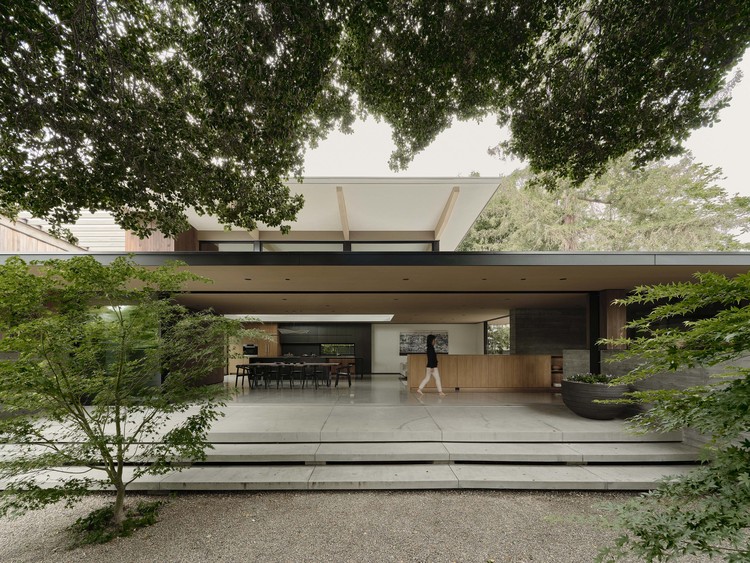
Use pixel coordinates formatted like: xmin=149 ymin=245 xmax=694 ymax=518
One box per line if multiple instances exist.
xmin=158 ymin=403 xmax=700 ymax=492
xmin=159 ymin=439 xmax=700 ymax=492
xmin=1 ymin=404 xmax=704 ymax=492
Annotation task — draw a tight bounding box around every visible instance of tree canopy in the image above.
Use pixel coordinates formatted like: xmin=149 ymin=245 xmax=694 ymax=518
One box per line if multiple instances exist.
xmin=2 ymin=1 xmax=748 ymax=239
xmin=459 ymin=153 xmax=750 ymax=251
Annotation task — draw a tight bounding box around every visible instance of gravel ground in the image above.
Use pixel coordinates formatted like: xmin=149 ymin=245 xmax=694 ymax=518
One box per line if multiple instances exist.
xmin=0 ymin=490 xmax=715 ymax=563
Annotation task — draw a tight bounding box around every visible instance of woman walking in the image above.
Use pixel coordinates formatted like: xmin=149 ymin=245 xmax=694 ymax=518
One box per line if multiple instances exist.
xmin=416 ymin=334 xmax=446 ymax=397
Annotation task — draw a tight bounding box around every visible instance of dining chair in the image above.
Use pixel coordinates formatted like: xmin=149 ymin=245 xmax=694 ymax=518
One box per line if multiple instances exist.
xmin=234 ymin=364 xmax=252 ymax=388
xmin=251 ymin=364 xmax=268 ymax=389
xmin=290 ymin=363 xmax=305 ymax=386
xmin=334 ymin=364 xmax=352 ymax=388
xmin=300 ymin=364 xmax=317 ymax=389
xmin=278 ymin=363 xmax=295 ymax=388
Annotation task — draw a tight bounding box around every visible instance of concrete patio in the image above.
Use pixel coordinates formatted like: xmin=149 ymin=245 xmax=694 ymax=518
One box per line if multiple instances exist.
xmin=0 ymin=374 xmax=702 ymax=492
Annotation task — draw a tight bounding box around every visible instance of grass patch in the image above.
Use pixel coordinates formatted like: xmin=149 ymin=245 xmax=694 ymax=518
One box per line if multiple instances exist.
xmin=69 ymin=499 xmax=163 ymax=547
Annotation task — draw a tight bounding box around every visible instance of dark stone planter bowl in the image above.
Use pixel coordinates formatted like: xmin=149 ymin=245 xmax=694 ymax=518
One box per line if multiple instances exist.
xmin=561 ymin=380 xmax=630 ymax=420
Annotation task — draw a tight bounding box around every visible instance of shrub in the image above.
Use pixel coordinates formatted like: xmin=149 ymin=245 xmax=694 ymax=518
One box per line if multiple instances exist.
xmin=565 ymin=373 xmax=619 ymax=384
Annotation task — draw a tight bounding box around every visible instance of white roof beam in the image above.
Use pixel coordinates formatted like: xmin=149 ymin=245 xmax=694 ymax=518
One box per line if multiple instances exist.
xmin=434 ymin=186 xmax=460 ymax=241
xmin=336 ymin=186 xmax=350 ymax=240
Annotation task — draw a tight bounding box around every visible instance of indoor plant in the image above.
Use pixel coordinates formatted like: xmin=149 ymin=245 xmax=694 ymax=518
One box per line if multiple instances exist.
xmin=561 ymin=373 xmax=630 ymax=420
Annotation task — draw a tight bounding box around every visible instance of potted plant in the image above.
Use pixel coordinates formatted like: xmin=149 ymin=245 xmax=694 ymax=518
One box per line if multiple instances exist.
xmin=561 ymin=373 xmax=630 ymax=420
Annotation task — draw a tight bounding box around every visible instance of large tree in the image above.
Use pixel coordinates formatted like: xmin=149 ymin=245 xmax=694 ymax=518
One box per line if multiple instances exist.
xmin=2 ymin=1 xmax=748 ymax=239
xmin=459 ymin=153 xmax=750 ymax=251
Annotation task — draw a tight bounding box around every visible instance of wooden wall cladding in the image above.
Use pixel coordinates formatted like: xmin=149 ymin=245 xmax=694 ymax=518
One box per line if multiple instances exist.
xmin=0 ymin=220 xmax=82 ymax=252
xmin=227 ymin=323 xmax=279 ymax=375
xmin=407 ymin=354 xmax=551 ymax=392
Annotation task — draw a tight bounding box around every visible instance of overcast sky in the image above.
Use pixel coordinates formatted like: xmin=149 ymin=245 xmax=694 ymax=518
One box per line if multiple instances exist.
xmin=305 ymin=53 xmax=750 ymax=199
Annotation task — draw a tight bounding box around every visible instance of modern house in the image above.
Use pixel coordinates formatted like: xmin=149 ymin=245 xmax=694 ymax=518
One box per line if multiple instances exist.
xmin=5 ymin=176 xmax=750 ymax=491
xmin=3 ymin=176 xmax=750 ymax=390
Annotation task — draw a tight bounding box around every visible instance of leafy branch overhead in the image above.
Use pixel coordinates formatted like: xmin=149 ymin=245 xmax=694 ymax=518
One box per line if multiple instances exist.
xmin=2 ymin=1 xmax=748 ymax=239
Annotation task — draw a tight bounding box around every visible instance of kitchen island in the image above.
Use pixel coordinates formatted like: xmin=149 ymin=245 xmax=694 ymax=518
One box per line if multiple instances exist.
xmin=407 ymin=354 xmax=551 ymax=392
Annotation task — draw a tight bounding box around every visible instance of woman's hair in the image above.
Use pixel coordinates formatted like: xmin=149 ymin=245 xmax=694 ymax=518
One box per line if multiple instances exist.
xmin=426 ymin=334 xmax=436 ymax=347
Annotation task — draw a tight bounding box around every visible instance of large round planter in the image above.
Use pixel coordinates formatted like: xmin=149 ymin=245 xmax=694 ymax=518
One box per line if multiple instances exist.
xmin=561 ymin=380 xmax=630 ymax=420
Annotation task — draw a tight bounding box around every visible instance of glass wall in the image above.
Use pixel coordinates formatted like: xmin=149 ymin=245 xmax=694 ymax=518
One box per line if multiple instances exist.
xmin=486 ymin=317 xmax=510 ymax=355
xmin=199 ymin=241 xmax=257 ymax=252
xmin=198 ymin=240 xmax=436 ymax=252
xmin=261 ymin=242 xmax=344 ymax=252
xmin=320 ymin=343 xmax=355 ymax=356
xmin=350 ymin=242 xmax=434 ymax=252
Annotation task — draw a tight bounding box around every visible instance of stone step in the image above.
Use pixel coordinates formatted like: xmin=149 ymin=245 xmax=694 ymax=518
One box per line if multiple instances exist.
xmin=205 ymin=404 xmax=685 ymax=443
xmin=1 ymin=441 xmax=701 ymax=467
xmin=125 ymin=463 xmax=698 ymax=491
xmin=202 ymin=441 xmax=701 ymax=464
xmin=3 ymin=464 xmax=696 ymax=492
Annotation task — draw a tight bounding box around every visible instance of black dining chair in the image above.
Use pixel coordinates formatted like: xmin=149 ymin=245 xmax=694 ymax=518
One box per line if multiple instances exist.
xmin=250 ymin=364 xmax=268 ymax=389
xmin=235 ymin=364 xmax=252 ymax=388
xmin=321 ymin=364 xmax=333 ymax=387
xmin=333 ymin=364 xmax=352 ymax=388
xmin=300 ymin=364 xmax=317 ymax=389
xmin=278 ymin=363 xmax=295 ymax=388
xmin=290 ymin=363 xmax=305 ymax=386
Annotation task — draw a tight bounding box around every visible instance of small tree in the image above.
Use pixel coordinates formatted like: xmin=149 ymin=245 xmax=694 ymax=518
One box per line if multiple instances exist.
xmin=0 ymin=255 xmax=249 ymax=531
xmin=598 ymin=272 xmax=750 ymax=562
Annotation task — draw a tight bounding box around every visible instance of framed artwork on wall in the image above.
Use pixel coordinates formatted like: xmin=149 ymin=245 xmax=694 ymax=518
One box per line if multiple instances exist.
xmin=399 ymin=331 xmax=449 ymax=355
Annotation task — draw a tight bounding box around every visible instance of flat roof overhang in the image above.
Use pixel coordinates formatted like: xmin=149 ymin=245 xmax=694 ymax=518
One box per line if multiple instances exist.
xmin=4 ymin=251 xmax=750 ymax=324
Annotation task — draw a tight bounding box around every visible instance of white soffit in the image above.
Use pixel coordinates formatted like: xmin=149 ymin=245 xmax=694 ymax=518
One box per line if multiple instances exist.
xmin=185 ymin=177 xmax=501 ymax=251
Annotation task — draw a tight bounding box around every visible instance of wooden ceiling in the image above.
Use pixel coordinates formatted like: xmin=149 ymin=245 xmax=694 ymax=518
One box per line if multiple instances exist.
xmin=168 ymin=255 xmax=750 ymax=323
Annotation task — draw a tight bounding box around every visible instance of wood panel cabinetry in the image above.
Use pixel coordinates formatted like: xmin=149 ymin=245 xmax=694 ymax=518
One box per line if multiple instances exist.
xmin=251 ymin=323 xmax=279 ymax=357
xmin=228 ymin=323 xmax=279 ymax=375
xmin=407 ymin=354 xmax=551 ymax=392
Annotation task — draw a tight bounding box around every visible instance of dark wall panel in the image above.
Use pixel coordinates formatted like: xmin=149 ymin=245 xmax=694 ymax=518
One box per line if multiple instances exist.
xmin=510 ymin=308 xmax=587 ymax=355
xmin=278 ymin=323 xmax=372 ymax=374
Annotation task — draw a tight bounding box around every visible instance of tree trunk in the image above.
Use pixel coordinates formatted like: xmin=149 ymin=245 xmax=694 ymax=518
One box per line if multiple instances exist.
xmin=562 ymin=213 xmax=578 ymax=250
xmin=112 ymin=482 xmax=127 ymax=527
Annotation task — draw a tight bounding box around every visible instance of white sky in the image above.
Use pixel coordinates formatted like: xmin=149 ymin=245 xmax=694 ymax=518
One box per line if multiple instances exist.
xmin=305 ymin=53 xmax=750 ymax=199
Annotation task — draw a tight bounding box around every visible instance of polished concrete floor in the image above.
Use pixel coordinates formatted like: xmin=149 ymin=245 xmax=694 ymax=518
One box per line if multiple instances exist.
xmin=227 ymin=372 xmax=565 ymax=407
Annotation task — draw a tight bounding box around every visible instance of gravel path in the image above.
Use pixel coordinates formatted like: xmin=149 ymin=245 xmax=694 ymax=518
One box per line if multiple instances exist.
xmin=0 ymin=490 xmax=713 ymax=562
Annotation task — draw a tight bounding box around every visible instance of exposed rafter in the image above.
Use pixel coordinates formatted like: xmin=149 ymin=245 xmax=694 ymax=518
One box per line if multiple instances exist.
xmin=336 ymin=185 xmax=350 ymax=240
xmin=434 ymin=186 xmax=460 ymax=241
